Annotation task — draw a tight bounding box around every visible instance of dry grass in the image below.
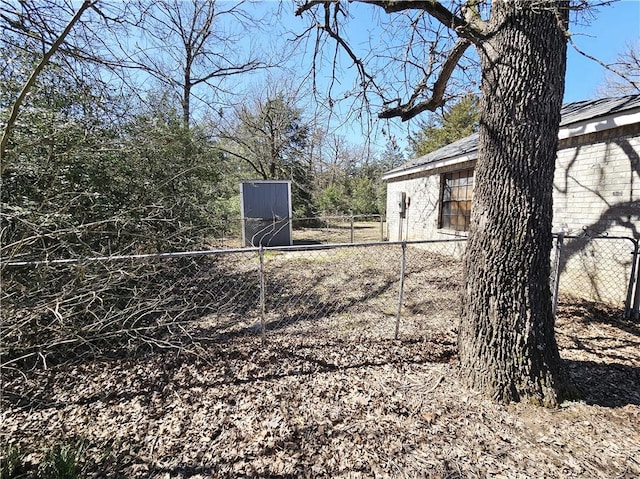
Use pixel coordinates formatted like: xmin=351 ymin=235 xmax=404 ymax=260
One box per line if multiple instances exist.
xmin=217 ymin=220 xmax=387 ymax=248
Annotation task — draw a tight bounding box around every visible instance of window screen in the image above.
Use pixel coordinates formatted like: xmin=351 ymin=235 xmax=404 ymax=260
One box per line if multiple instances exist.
xmin=439 ymin=168 xmax=474 ymax=231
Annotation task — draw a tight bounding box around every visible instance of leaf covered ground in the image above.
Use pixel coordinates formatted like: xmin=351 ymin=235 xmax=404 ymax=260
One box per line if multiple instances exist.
xmin=2 ymin=246 xmax=639 ymax=478
xmin=3 ymin=304 xmax=639 ymax=478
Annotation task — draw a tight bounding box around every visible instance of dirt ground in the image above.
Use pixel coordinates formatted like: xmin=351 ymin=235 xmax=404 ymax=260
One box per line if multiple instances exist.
xmin=2 ymin=246 xmax=639 ymax=478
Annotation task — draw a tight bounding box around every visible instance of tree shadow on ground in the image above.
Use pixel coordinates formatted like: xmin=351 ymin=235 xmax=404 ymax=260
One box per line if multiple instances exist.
xmin=188 ymin=271 xmax=399 ymax=343
xmin=557 ymin=299 xmax=640 ymax=406
xmin=1 ymin=253 xmax=263 ymax=370
xmin=292 ymin=239 xmax=323 ymax=245
xmin=2 ymin=245 xmax=410 ymax=412
xmin=557 ymin=299 xmax=640 ymax=338
xmin=565 ymin=359 xmax=640 ymax=407
xmin=188 ymin=252 xmax=403 ymax=342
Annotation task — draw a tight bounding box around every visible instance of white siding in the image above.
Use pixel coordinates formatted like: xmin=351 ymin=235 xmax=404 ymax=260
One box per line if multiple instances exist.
xmin=386 ymin=134 xmax=640 ymax=241
xmin=552 ymin=134 xmax=640 ymax=306
xmin=386 ymin=175 xmax=440 ymax=242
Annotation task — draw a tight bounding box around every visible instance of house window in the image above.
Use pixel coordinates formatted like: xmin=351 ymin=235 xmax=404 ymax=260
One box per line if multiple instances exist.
xmin=439 ymin=168 xmax=474 ymax=231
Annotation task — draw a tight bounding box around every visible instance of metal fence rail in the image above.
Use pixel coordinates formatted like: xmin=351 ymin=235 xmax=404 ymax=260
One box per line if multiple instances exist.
xmin=551 ymin=234 xmax=639 ymax=320
xmin=2 ymin=236 xmax=638 ymax=369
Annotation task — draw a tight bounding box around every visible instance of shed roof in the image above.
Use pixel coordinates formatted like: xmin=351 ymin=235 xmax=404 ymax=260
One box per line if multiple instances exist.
xmin=383 ymin=94 xmax=640 ymax=181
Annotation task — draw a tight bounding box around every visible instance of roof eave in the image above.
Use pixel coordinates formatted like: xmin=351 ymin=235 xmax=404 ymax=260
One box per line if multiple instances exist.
xmin=558 ymin=108 xmax=640 ymax=139
xmin=385 ymin=103 xmax=640 ymax=180
xmin=382 ymin=153 xmax=478 ymax=181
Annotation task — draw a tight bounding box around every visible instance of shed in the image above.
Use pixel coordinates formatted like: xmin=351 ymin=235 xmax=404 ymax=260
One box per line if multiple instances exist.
xmin=383 ymin=94 xmax=640 ymax=307
xmin=240 ymin=180 xmax=293 ymax=247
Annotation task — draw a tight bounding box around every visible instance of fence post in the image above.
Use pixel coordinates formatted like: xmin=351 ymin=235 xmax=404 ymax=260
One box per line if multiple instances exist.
xmin=624 ymin=240 xmax=639 ymax=320
xmin=258 ymin=246 xmax=267 ymax=344
xmin=395 ymin=241 xmax=407 ymax=340
xmin=551 ymin=232 xmax=564 ymax=318
xmin=405 ymin=207 xmax=410 ymax=241
xmin=380 ymin=215 xmax=384 ymax=242
xmin=632 ymin=242 xmax=640 ymax=321
xmin=350 ymin=215 xmax=355 ymax=243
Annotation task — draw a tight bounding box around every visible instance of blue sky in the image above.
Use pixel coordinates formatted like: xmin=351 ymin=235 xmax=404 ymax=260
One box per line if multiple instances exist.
xmin=565 ymin=0 xmax=640 ymax=102
xmin=289 ymin=0 xmax=640 ymax=103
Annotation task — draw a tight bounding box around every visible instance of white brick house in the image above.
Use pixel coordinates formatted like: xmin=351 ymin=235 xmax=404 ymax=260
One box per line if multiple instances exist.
xmin=383 ymin=94 xmax=640 ymax=308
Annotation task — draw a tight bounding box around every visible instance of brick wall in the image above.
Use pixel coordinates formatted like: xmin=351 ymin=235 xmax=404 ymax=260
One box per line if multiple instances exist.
xmin=553 ymin=133 xmax=640 ymax=238
xmin=386 ymin=133 xmax=639 ymax=241
xmin=553 ymin=133 xmax=639 ymax=306
xmin=385 ymin=160 xmax=476 ymax=242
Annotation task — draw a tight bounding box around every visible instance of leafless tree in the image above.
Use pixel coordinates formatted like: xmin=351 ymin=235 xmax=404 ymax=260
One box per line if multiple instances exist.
xmin=127 ymin=0 xmax=271 ymax=128
xmin=0 ymin=0 xmax=96 ymax=164
xmin=598 ymin=41 xmax=640 ymax=96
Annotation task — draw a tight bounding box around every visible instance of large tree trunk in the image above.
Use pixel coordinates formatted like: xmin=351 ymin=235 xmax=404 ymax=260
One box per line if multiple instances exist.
xmin=458 ymin=2 xmax=574 ymax=406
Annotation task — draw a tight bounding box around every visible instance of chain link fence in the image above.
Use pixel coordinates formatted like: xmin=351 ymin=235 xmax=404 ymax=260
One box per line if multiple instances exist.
xmin=291 ymin=215 xmax=386 ymax=245
xmin=1 ymin=241 xmax=462 ymax=370
xmin=551 ymin=234 xmax=639 ymax=320
xmin=2 ymin=235 xmax=638 ymax=370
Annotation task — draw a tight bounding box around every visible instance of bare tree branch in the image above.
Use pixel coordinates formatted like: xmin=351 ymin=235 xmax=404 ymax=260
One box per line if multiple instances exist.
xmin=134 ymin=0 xmax=271 ymax=128
xmin=295 ymin=1 xmax=480 ymax=123
xmin=379 ymin=37 xmax=472 ymax=120
xmin=0 ymin=0 xmax=95 ymax=167
xmin=358 ymin=0 xmax=487 ymax=42
xmin=297 ymin=0 xmax=487 ymax=42
xmin=594 ymin=41 xmax=640 ymax=95
xmin=316 ymin=2 xmax=379 ymax=91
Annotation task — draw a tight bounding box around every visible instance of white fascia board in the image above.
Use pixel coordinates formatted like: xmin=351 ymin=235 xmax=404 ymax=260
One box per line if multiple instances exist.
xmin=559 ymin=109 xmax=640 ymax=139
xmin=382 ymin=153 xmax=477 ymax=181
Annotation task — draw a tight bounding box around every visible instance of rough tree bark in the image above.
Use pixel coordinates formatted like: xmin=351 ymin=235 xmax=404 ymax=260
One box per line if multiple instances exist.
xmin=458 ymin=1 xmax=575 ymax=406
xmin=296 ymin=0 xmax=579 ymax=406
